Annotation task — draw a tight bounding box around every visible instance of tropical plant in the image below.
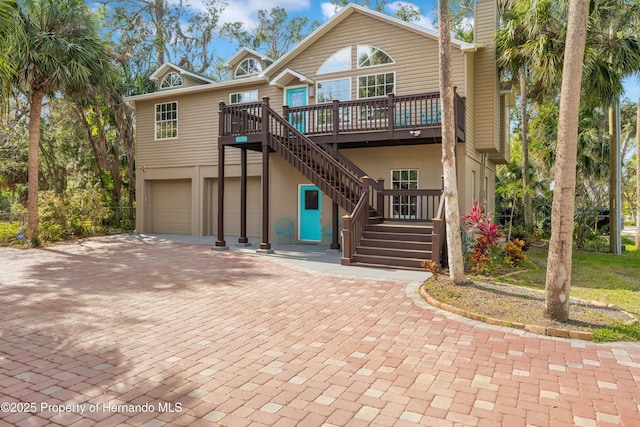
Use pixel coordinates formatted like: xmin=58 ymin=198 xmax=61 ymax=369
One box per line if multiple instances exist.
xmin=438 ymin=0 xmax=465 ymax=284
xmin=462 ymin=200 xmax=503 ymax=274
xmin=544 ymin=0 xmax=590 ymax=321
xmin=637 ymin=95 xmax=640 ymax=250
xmin=11 ymin=0 xmax=115 ymax=243
xmin=581 ymin=0 xmax=640 ymax=253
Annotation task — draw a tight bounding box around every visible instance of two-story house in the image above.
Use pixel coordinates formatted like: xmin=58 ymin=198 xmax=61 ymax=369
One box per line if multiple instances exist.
xmin=127 ymin=0 xmax=513 ymax=269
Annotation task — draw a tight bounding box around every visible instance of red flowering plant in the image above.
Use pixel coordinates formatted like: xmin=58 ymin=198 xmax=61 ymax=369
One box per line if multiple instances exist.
xmin=461 ymin=200 xmax=502 ymax=274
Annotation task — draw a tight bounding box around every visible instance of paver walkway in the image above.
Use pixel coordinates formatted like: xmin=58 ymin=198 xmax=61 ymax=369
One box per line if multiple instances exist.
xmin=1 ymin=236 xmax=639 ymax=427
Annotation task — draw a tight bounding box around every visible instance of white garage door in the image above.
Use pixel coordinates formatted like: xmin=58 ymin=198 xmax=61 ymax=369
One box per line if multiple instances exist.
xmin=150 ymin=179 xmax=192 ymax=234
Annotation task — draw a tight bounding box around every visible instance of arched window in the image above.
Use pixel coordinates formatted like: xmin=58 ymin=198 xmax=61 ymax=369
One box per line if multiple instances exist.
xmin=317 ymin=47 xmax=351 ymax=74
xmin=160 ymin=72 xmax=183 ymax=89
xmin=357 ymin=45 xmax=394 ymax=68
xmin=235 ymin=58 xmax=262 ymax=78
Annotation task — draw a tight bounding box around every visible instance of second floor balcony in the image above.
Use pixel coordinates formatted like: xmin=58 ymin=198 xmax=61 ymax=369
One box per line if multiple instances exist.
xmin=220 ymin=91 xmax=466 ymax=149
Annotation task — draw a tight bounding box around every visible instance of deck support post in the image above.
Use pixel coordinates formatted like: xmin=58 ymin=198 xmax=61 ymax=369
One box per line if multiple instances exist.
xmin=238 ymin=147 xmax=250 ymax=246
xmin=259 ymin=97 xmax=273 ymax=252
xmin=214 ymin=141 xmax=228 ymax=250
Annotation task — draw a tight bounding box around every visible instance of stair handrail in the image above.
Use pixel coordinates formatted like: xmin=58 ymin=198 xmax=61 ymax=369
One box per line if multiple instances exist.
xmin=264 ymin=104 xmax=365 ymax=212
xmin=341 ymin=189 xmax=370 ymax=265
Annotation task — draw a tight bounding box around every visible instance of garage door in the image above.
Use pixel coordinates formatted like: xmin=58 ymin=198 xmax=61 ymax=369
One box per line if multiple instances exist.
xmin=150 ymin=179 xmax=192 ymax=234
xmin=220 ymin=177 xmax=261 ymax=237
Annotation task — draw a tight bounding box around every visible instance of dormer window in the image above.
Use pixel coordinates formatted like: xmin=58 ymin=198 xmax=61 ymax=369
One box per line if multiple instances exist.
xmin=160 ymin=72 xmax=183 ymax=89
xmin=235 ymin=58 xmax=262 ymax=78
xmin=357 ymin=45 xmax=394 ymax=68
xmin=318 ymin=47 xmax=351 ymax=74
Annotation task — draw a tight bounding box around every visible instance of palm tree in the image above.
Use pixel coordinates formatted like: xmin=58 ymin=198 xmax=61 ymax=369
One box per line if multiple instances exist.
xmin=0 ymin=0 xmax=19 ymax=96
xmin=438 ymin=0 xmax=465 ymax=284
xmin=581 ymin=0 xmax=640 ymax=253
xmin=497 ymin=1 xmax=531 ymax=226
xmin=636 ymin=95 xmax=640 ymax=250
xmin=497 ymin=0 xmax=569 ymax=227
xmin=12 ymin=0 xmax=114 ymax=242
xmin=544 ymin=0 xmax=590 ymax=321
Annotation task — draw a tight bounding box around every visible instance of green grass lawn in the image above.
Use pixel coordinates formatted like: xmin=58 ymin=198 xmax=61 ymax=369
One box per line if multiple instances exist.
xmin=492 ymin=241 xmax=640 ymax=341
xmin=497 ymin=245 xmax=640 ymax=318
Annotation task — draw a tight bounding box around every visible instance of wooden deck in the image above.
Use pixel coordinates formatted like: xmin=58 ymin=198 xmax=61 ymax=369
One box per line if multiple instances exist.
xmin=219 ymin=91 xmax=466 ymax=149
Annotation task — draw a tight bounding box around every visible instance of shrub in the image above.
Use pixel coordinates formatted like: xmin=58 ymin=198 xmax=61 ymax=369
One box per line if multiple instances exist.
xmin=421 ymin=260 xmax=440 ymax=280
xmin=39 ymin=189 xmax=110 ymax=241
xmin=0 ymin=222 xmax=21 ymax=245
xmin=503 ymin=238 xmax=526 ymax=267
xmin=462 ymin=200 xmax=502 ymax=274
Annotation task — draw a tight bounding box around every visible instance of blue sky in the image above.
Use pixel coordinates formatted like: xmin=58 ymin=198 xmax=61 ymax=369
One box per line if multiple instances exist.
xmin=184 ymin=0 xmax=640 ymax=101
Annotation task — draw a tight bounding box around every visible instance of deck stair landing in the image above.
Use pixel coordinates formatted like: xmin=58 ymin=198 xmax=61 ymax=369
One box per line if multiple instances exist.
xmin=352 ymin=222 xmax=434 ymax=270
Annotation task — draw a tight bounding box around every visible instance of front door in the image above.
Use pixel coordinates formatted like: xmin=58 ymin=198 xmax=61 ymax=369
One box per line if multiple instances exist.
xmin=286 ymin=87 xmax=307 ymax=133
xmin=299 ymin=185 xmax=322 ymax=241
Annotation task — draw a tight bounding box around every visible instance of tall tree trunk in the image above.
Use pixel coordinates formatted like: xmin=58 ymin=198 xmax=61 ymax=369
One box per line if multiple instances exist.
xmin=438 ymin=0 xmax=465 ymax=284
xmin=154 ymin=0 xmax=165 ymax=65
xmin=520 ymin=68 xmax=532 ymax=226
xmin=27 ymin=87 xmax=44 ymax=242
xmin=636 ymin=96 xmax=640 ymax=250
xmin=609 ymin=105 xmax=620 ymax=253
xmin=544 ymin=0 xmax=590 ymax=321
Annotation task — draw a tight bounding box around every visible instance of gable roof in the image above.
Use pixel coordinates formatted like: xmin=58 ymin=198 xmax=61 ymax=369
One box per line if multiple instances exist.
xmin=223 ymin=47 xmax=274 ymax=68
xmin=259 ymin=3 xmax=476 ymax=79
xmin=149 ymin=63 xmax=217 ymax=85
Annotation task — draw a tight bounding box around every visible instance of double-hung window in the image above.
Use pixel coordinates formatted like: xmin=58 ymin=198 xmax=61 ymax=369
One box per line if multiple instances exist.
xmin=357 ymin=72 xmax=395 ymax=122
xmin=391 ymin=169 xmax=418 ymax=219
xmin=155 ymin=102 xmax=178 ymax=140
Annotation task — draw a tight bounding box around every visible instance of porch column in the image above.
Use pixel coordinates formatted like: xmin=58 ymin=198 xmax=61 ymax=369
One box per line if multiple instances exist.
xmin=259 ymin=97 xmax=273 ymax=252
xmin=213 ymin=143 xmax=227 ymax=250
xmin=238 ymin=147 xmax=250 ymax=246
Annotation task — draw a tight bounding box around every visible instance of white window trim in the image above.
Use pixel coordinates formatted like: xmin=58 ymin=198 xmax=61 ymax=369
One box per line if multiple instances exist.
xmin=390 ymin=168 xmax=419 ymax=219
xmin=235 ymin=58 xmax=262 ymax=78
xmin=160 ymin=72 xmax=183 ymax=89
xmin=356 ymin=71 xmax=396 ymax=99
xmin=154 ymin=101 xmax=178 ymax=141
xmin=229 ymin=90 xmax=259 ymax=104
xmin=315 ymin=78 xmax=351 ymax=103
xmin=317 ymin=46 xmax=352 ymax=75
xmin=356 ymin=45 xmax=395 ymax=69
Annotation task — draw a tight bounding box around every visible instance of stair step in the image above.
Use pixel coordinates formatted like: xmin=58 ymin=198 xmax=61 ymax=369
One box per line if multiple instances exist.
xmin=365 ymin=222 xmax=433 ymax=234
xmin=356 ymin=246 xmax=431 ymax=259
xmin=362 ymin=230 xmax=432 ymax=242
xmin=352 ymin=254 xmax=428 ymax=269
xmin=347 ymin=261 xmax=426 ymax=272
xmin=359 ymin=238 xmax=432 ymax=251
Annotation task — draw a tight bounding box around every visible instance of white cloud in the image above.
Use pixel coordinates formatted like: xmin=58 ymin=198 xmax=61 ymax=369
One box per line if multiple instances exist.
xmin=320 ymin=2 xmax=341 ymax=20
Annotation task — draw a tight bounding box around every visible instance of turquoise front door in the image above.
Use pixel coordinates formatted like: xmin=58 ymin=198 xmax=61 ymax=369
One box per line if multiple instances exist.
xmin=286 ymin=87 xmax=307 ymax=133
xmin=299 ymin=185 xmax=322 ymax=241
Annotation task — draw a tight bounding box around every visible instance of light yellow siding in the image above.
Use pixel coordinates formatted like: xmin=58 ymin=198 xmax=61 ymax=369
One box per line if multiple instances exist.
xmin=136 ymin=85 xmax=280 ymax=170
xmin=270 ymin=13 xmax=466 ymax=101
xmin=474 ymin=0 xmax=500 ymax=154
xmin=490 ymin=94 xmax=511 ymax=164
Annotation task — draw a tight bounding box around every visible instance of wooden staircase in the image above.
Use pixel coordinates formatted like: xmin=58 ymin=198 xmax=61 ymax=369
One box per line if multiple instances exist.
xmin=352 ymin=222 xmax=434 ymax=270
xmin=224 ymin=101 xmax=442 ymax=270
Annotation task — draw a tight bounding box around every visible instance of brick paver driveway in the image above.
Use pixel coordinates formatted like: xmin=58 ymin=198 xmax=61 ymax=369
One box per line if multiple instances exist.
xmin=1 ymin=236 xmax=639 ymax=426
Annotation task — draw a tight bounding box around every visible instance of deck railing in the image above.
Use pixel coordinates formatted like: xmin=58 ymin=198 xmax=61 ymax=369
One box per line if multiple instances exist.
xmin=370 ymin=187 xmax=443 ymax=222
xmin=221 ymin=91 xmax=465 ymax=139
xmin=281 ymin=91 xmax=465 ymax=137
